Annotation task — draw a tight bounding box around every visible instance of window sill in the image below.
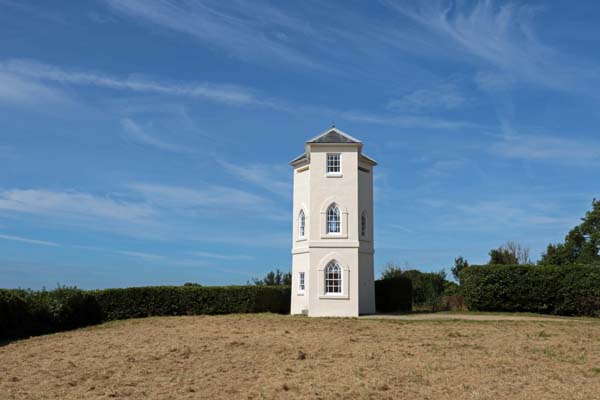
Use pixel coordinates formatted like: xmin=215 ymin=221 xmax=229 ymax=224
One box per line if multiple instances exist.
xmin=326 ymin=173 xmax=343 ymax=178
xmin=319 ymin=294 xmax=349 ymax=300
xmin=321 ymin=233 xmax=348 ymax=239
xmin=296 ymin=237 xmax=307 ymax=242
xmin=297 ymin=292 xmax=305 ymax=296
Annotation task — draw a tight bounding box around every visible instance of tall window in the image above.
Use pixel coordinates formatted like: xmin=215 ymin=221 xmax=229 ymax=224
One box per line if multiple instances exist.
xmin=298 ymin=210 xmax=305 ymax=238
xmin=298 ymin=272 xmax=305 ymax=293
xmin=361 ymin=211 xmax=367 ymax=238
xmin=327 ymin=204 xmax=341 ymax=234
xmin=324 ymin=262 xmax=342 ymax=294
xmin=327 ymin=153 xmax=341 ymax=174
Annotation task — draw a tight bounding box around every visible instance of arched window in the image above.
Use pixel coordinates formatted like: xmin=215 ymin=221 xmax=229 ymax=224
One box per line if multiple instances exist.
xmin=326 ymin=204 xmax=340 ymax=234
xmin=298 ymin=210 xmax=305 ymax=238
xmin=324 ymin=262 xmax=342 ymax=294
xmin=361 ymin=211 xmax=367 ymax=238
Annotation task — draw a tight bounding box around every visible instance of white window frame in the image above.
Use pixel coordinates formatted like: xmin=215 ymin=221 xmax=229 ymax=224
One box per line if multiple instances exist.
xmin=298 ymin=210 xmax=306 ymax=239
xmin=324 ymin=262 xmax=342 ymax=295
xmin=326 ymin=204 xmax=341 ymax=235
xmin=298 ymin=272 xmax=305 ymax=293
xmin=326 ymin=153 xmax=341 ymax=175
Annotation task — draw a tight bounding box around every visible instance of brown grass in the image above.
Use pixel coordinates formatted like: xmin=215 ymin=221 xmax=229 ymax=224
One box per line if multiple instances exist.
xmin=2 ymin=314 xmax=600 ymax=399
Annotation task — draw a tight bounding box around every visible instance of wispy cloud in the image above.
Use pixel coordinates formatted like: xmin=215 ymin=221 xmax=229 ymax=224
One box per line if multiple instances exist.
xmin=0 ymin=59 xmax=278 ymax=108
xmin=341 ymin=110 xmax=476 ymax=130
xmin=87 ymin=10 xmax=116 ymax=24
xmin=0 ymin=58 xmax=477 ymax=131
xmin=121 ymin=117 xmax=192 ymax=153
xmin=383 ymin=224 xmax=414 ymax=233
xmin=0 ymin=0 xmax=66 ymax=24
xmin=218 ymin=160 xmax=291 ymax=198
xmin=103 ymin=0 xmax=320 ymax=69
xmin=190 ymin=232 xmax=289 ymax=248
xmin=0 ymin=71 xmax=67 ymax=105
xmin=455 ymin=200 xmax=576 ymax=229
xmin=388 ymin=83 xmax=466 ymax=111
xmin=0 ymin=233 xmax=61 ymax=247
xmin=128 ymin=183 xmax=288 ymax=220
xmin=73 ymin=244 xmax=165 ymax=261
xmin=421 ymin=158 xmax=466 ymax=177
xmin=188 ymin=251 xmax=253 ymax=261
xmin=490 ymin=133 xmax=600 ymax=163
xmin=0 ymin=189 xmax=154 ymax=222
xmin=385 ymin=0 xmax=600 ymax=94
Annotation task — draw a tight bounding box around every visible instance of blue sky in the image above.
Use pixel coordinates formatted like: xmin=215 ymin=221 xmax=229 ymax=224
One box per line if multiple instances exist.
xmin=1 ymin=0 xmax=599 ymax=289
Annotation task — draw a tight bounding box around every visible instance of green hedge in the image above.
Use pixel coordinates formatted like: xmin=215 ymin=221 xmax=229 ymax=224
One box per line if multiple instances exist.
xmin=375 ymin=277 xmax=412 ymax=312
xmin=0 ymin=285 xmax=290 ymax=340
xmin=0 ymin=287 xmax=102 ymax=340
xmin=93 ymin=285 xmax=291 ymax=321
xmin=461 ymin=264 xmax=600 ymax=316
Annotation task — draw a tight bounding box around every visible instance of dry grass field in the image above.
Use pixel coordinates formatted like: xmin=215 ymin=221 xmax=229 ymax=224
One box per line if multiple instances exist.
xmin=2 ymin=314 xmax=600 ymax=399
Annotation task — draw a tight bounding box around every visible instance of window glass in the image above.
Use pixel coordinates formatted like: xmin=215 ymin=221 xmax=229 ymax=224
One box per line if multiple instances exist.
xmin=299 ymin=272 xmax=305 ymax=292
xmin=298 ymin=210 xmax=305 ymax=238
xmin=327 ymin=205 xmax=340 ymax=234
xmin=327 ymin=153 xmax=341 ymax=174
xmin=324 ymin=262 xmax=342 ymax=294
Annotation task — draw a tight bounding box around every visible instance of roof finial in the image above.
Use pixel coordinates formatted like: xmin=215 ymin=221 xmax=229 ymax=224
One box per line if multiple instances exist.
xmin=331 ymin=122 xmax=335 ymax=128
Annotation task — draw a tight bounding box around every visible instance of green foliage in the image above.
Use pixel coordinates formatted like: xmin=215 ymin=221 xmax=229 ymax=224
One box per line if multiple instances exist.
xmin=461 ymin=264 xmax=600 ymax=316
xmin=540 ymin=199 xmax=600 ymax=266
xmin=0 ymin=287 xmax=102 ymax=340
xmin=93 ymin=285 xmax=291 ymax=321
xmin=401 ymin=269 xmax=448 ymax=309
xmin=0 ymin=285 xmax=290 ymax=340
xmin=380 ymin=263 xmax=403 ymax=280
xmin=374 ymin=277 xmax=412 ymax=312
xmin=451 ymin=256 xmax=469 ymax=283
xmin=488 ymin=242 xmax=531 ymax=265
xmin=251 ymin=269 xmax=292 ymax=286
xmin=379 ymin=264 xmax=454 ymax=311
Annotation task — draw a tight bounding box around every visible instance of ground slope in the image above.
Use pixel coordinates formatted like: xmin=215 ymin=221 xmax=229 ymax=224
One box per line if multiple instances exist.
xmin=1 ymin=314 xmax=600 ymax=399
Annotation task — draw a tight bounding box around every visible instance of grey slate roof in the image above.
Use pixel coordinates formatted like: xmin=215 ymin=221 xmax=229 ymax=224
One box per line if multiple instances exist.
xmin=289 ymin=152 xmax=377 ymax=166
xmin=290 ymin=128 xmax=376 ymax=165
xmin=360 ymin=153 xmax=378 ymax=166
xmin=289 ymin=153 xmax=307 ymax=164
xmin=307 ymin=129 xmax=361 ymax=144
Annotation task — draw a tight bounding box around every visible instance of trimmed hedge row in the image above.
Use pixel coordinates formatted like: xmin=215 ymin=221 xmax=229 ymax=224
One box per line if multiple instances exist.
xmin=375 ymin=277 xmax=412 ymax=312
xmin=93 ymin=285 xmax=291 ymax=321
xmin=0 ymin=287 xmax=102 ymax=340
xmin=461 ymin=264 xmax=600 ymax=316
xmin=0 ymin=285 xmax=291 ymax=340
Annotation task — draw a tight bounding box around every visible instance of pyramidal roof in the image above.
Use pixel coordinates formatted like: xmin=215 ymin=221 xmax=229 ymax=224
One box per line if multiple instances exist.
xmin=306 ymin=127 xmax=362 ymax=144
xmin=290 ymin=127 xmax=377 ymax=166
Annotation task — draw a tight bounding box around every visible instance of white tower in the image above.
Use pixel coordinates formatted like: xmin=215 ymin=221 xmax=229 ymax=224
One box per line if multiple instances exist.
xmin=290 ymin=127 xmax=376 ymax=317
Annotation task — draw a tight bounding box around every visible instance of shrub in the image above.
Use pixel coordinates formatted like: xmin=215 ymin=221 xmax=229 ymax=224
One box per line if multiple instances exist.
xmin=1 ymin=285 xmax=290 ymax=340
xmin=0 ymin=287 xmax=102 ymax=340
xmin=0 ymin=290 xmax=31 ymax=339
xmin=375 ymin=277 xmax=412 ymax=312
xmin=401 ymin=269 xmax=447 ymax=310
xmin=461 ymin=264 xmax=600 ymax=316
xmin=93 ymin=285 xmax=291 ymax=321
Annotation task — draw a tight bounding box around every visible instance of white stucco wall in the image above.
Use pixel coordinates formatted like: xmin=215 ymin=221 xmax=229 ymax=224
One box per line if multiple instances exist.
xmin=291 ymin=135 xmax=375 ymax=317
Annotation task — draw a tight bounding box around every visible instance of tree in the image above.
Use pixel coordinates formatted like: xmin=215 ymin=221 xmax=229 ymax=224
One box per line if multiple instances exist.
xmin=451 ymin=256 xmax=469 ymax=283
xmin=540 ymin=199 xmax=600 ymax=266
xmin=488 ymin=241 xmax=531 ymax=265
xmin=402 ymin=269 xmax=447 ymax=309
xmin=251 ymin=269 xmax=291 ymax=286
xmin=380 ymin=262 xmax=403 ymax=280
